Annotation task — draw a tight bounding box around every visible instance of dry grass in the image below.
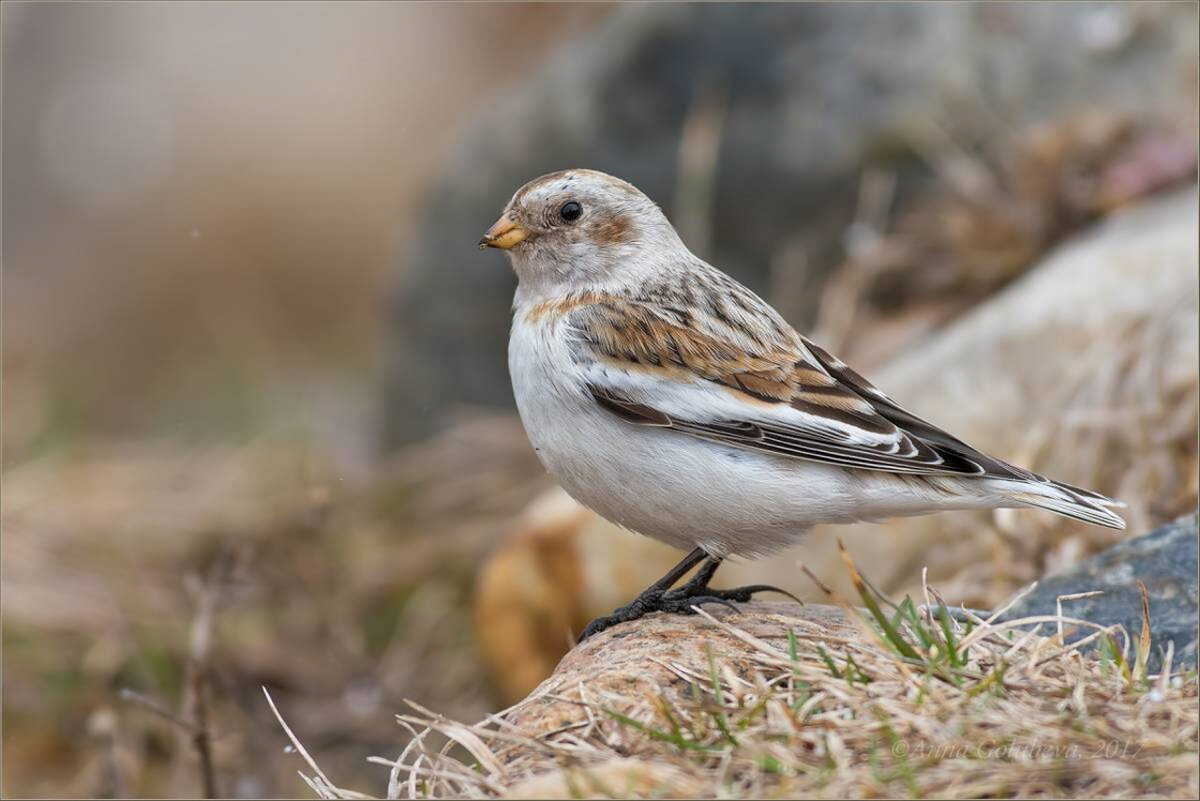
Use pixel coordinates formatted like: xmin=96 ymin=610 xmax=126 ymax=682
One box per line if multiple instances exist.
xmin=285 ymin=552 xmax=1199 ymax=800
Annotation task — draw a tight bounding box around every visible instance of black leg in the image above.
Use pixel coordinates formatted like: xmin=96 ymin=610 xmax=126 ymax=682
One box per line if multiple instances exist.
xmin=663 ymin=556 xmax=804 ymax=607
xmin=662 ymin=557 xmax=721 ymax=598
xmin=577 ymin=551 xmax=802 ymax=642
xmin=645 ymin=547 xmax=709 ymax=592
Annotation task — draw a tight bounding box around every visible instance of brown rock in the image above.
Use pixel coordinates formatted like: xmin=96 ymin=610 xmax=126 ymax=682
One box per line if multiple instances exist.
xmin=502 ymin=602 xmax=853 ymax=740
xmin=502 ymin=757 xmax=707 ymax=800
xmin=397 ymin=597 xmax=1199 ymax=800
xmin=473 ymin=492 xmax=594 ymax=702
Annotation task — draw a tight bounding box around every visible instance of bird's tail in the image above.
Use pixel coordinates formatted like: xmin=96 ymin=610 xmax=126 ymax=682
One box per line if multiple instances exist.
xmin=994 ymin=477 xmax=1127 ymax=530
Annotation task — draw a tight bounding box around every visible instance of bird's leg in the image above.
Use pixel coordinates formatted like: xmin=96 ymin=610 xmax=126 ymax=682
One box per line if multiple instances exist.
xmin=663 ymin=556 xmax=803 ymax=606
xmin=578 ymin=550 xmax=801 ymax=642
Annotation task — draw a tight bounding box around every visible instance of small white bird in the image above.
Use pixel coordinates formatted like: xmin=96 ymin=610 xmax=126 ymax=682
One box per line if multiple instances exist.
xmin=480 ymin=169 xmax=1125 ymax=639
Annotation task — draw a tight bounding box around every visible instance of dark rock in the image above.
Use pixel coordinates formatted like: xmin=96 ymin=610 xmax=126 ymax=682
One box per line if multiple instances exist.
xmin=382 ymin=2 xmax=1197 ymax=445
xmin=1004 ymin=513 xmax=1199 ymax=673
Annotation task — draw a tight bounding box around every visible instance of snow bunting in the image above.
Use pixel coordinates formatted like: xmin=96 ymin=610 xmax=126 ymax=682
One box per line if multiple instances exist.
xmin=480 ymin=168 xmax=1125 ymax=639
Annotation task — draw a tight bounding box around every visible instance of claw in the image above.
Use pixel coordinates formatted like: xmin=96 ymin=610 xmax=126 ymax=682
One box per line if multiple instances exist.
xmin=667 ymin=594 xmax=739 ymax=614
xmin=578 ymin=619 xmax=608 ymax=642
xmin=710 ymin=583 xmax=805 ymax=606
xmin=579 ymin=589 xmax=664 ymax=641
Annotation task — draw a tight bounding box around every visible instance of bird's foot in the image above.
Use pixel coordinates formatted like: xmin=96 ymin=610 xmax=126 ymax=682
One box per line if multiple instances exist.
xmin=578 ymin=583 xmax=800 ymax=642
xmin=578 ymin=588 xmax=665 ymax=642
xmin=671 ymin=583 xmax=805 ymax=607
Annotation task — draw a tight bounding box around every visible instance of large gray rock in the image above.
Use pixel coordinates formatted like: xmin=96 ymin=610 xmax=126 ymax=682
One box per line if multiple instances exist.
xmin=1005 ymin=514 xmax=1199 ymax=672
xmin=382 ymin=2 xmax=1197 ymax=444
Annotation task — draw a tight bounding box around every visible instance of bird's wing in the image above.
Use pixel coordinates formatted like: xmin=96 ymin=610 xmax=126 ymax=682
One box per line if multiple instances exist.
xmin=567 ymin=295 xmax=1033 ymax=480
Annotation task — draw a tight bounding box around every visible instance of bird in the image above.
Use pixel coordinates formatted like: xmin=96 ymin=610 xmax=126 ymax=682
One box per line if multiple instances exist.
xmin=479 ymin=168 xmax=1125 ymax=640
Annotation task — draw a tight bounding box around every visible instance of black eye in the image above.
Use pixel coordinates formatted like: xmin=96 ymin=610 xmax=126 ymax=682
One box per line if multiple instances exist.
xmin=559 ymin=201 xmax=582 ymax=222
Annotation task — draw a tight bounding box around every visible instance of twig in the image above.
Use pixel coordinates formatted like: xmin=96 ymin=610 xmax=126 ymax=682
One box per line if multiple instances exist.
xmin=1055 ymin=590 xmax=1105 ymax=643
xmin=87 ymin=708 xmax=128 ymax=798
xmin=262 ymin=687 xmax=374 ymax=800
xmin=799 ymin=564 xmax=833 ymax=597
xmin=119 ymin=688 xmax=200 ymax=734
xmin=187 ymin=664 xmax=217 ymax=799
xmin=955 ymin=581 xmax=1040 ymax=651
xmin=181 ymin=556 xmax=229 ymax=799
xmin=263 ymin=686 xmax=331 ymax=785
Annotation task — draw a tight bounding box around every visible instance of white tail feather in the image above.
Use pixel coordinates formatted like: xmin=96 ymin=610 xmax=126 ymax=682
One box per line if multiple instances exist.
xmin=999 ymin=481 xmax=1127 ymax=530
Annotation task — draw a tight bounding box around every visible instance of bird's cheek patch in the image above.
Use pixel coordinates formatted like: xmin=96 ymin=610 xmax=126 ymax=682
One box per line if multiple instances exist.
xmin=594 ymin=214 xmax=633 ymax=245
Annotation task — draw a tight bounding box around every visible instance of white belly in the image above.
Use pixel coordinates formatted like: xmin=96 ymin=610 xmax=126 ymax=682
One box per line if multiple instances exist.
xmin=508 ymin=314 xmax=886 ymax=558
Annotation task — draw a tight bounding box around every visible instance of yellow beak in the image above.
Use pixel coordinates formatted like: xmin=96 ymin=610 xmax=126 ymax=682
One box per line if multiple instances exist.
xmin=478 ymin=214 xmax=528 ymax=250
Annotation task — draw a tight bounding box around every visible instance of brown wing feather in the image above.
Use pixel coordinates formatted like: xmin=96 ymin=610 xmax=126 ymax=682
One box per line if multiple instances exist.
xmin=569 ymin=289 xmax=997 ymax=477
xmin=572 ymin=295 xmax=895 ymax=424
xmin=574 ymin=296 xmax=798 ymax=400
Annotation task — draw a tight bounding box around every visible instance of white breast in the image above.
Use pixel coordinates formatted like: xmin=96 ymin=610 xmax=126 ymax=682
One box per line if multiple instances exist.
xmin=507 ymin=310 xmax=886 ymax=558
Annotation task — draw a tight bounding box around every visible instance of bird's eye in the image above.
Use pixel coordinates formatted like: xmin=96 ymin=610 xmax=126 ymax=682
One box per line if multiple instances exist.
xmin=559 ymin=201 xmax=582 ymax=222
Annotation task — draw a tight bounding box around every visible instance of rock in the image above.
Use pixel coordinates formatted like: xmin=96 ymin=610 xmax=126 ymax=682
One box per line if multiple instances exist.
xmin=499 ymin=602 xmax=857 ymax=732
xmin=473 ymin=188 xmax=1199 ymax=702
xmin=398 ymin=599 xmax=1200 ymax=799
xmin=383 ymin=2 xmax=1197 ymax=445
xmin=502 ymin=758 xmax=707 ymax=800
xmin=473 ymin=491 xmax=594 ymax=703
xmin=1003 ymin=513 xmax=1199 ymax=672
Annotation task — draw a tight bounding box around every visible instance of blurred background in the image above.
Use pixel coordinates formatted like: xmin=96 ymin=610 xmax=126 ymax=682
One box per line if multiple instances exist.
xmin=2 ymin=2 xmax=1197 ymax=798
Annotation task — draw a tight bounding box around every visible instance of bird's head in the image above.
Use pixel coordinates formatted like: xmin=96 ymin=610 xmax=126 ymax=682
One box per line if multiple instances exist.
xmin=479 ymin=169 xmax=683 ymax=296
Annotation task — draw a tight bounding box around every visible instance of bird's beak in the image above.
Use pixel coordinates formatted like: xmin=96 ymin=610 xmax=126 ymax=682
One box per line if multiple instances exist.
xmin=478 ymin=214 xmax=528 ymax=250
